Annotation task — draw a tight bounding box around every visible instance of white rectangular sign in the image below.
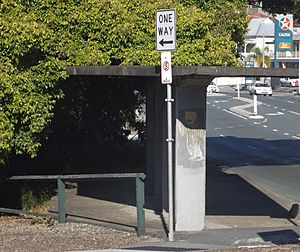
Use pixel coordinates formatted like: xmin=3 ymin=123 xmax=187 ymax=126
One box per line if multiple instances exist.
xmin=156 ymin=9 xmax=176 ymax=51
xmin=161 ymin=51 xmax=172 ymax=84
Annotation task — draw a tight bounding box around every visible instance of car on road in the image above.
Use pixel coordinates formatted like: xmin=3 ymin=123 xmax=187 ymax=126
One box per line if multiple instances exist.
xmin=207 ymin=82 xmax=219 ymax=93
xmin=280 ymin=78 xmax=299 ymax=87
xmin=248 ymin=82 xmax=272 ymax=96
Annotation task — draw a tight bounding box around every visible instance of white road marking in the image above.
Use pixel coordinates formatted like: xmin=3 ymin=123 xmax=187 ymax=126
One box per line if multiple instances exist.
xmin=274 ymin=106 xmax=278 ymax=109
xmin=217 ymin=107 xmax=221 ymax=109
xmin=273 ymin=129 xmax=278 ymax=132
xmin=263 ymin=125 xmax=268 ymax=128
xmin=284 ymin=133 xmax=290 ymax=136
xmin=292 ymin=135 xmax=300 ymax=140
xmin=287 ymin=100 xmax=294 ymax=104
xmin=238 ymin=125 xmax=244 ymax=127
xmin=265 ymin=112 xmax=284 ymax=116
xmin=289 ymin=111 xmax=300 ymax=116
xmin=222 ymin=109 xmax=248 ymax=120
xmin=212 ymin=104 xmax=216 ymax=107
xmin=206 ymin=102 xmax=210 ymax=105
xmin=282 ymin=109 xmax=286 ymax=111
xmin=220 ymin=134 xmax=225 ymax=137
xmin=227 ymin=125 xmax=235 ymax=128
xmin=247 ymin=145 xmax=262 ymax=151
xmin=214 ymin=100 xmax=229 ymax=103
xmin=214 ymin=127 xmax=222 ymax=130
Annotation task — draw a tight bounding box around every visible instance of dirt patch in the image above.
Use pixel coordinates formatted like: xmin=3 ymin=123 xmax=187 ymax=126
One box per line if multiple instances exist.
xmin=0 ymin=215 xmax=161 ymax=251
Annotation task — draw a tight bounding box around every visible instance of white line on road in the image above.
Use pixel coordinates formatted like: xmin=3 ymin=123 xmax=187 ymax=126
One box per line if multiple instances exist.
xmin=227 ymin=125 xmax=235 ymax=128
xmin=292 ymin=135 xmax=300 ymax=140
xmin=289 ymin=111 xmax=300 ymax=116
xmin=214 ymin=127 xmax=222 ymax=130
xmin=284 ymin=133 xmax=290 ymax=136
xmin=266 ymin=112 xmax=284 ymax=116
xmin=222 ymin=109 xmax=248 ymax=120
xmin=217 ymin=107 xmax=221 ymax=109
xmin=214 ymin=100 xmax=229 ymax=103
xmin=220 ymin=134 xmax=225 ymax=137
xmin=273 ymin=129 xmax=278 ymax=132
xmin=263 ymin=125 xmax=268 ymax=128
xmin=274 ymin=106 xmax=278 ymax=109
xmin=247 ymin=145 xmax=262 ymax=151
xmin=287 ymin=101 xmax=294 ymax=104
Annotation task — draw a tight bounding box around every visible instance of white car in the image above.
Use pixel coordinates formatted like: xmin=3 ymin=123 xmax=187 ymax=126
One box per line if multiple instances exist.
xmin=248 ymin=82 xmax=272 ymax=96
xmin=207 ymin=82 xmax=219 ymax=93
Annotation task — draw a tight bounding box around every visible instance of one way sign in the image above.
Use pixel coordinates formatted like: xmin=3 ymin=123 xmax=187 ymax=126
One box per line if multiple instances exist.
xmin=156 ymin=9 xmax=176 ymax=51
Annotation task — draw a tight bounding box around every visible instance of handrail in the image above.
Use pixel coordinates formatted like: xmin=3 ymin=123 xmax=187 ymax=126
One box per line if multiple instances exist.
xmin=8 ymin=173 xmax=146 ymax=181
xmin=6 ymin=173 xmax=146 ymax=236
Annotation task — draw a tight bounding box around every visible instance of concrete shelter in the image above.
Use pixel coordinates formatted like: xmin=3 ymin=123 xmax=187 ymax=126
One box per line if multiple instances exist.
xmin=67 ymin=66 xmax=298 ymax=232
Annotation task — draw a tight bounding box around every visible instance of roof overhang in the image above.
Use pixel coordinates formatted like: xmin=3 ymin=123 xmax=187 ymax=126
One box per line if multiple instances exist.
xmin=67 ymin=66 xmax=299 ymax=78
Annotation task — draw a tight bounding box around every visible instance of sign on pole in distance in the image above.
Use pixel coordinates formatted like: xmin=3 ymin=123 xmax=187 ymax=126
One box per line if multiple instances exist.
xmin=156 ymin=9 xmax=176 ymax=51
xmin=275 ymin=15 xmax=293 ymax=52
xmin=161 ymin=51 xmax=172 ymax=84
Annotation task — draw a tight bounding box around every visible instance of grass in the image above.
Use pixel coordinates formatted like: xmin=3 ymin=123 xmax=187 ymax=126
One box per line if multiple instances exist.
xmin=20 ymin=184 xmax=54 ymax=212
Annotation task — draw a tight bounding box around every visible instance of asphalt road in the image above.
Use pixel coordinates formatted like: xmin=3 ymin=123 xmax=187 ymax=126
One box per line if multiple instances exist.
xmin=206 ymin=89 xmax=300 ymax=213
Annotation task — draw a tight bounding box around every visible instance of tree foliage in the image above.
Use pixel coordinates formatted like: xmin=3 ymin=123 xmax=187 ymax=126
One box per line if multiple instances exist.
xmin=0 ymin=0 xmax=248 ymax=167
xmin=248 ymin=47 xmax=271 ymax=68
xmin=249 ymin=0 xmax=300 ymax=19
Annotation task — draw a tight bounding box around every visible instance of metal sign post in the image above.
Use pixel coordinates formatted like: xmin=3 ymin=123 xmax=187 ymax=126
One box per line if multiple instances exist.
xmin=156 ymin=9 xmax=176 ymax=242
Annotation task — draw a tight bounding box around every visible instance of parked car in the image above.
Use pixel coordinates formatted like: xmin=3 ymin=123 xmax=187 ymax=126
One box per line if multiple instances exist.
xmin=248 ymin=82 xmax=272 ymax=96
xmin=280 ymin=78 xmax=299 ymax=87
xmin=207 ymin=82 xmax=219 ymax=93
xmin=290 ymin=79 xmax=299 ymax=87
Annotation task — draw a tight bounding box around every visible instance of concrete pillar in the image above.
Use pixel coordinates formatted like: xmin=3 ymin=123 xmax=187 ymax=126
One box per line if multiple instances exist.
xmin=174 ymin=78 xmax=212 ymax=231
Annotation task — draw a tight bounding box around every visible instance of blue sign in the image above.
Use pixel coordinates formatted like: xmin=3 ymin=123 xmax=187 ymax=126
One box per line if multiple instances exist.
xmin=275 ymin=15 xmax=293 ymax=52
xmin=245 ymin=60 xmax=254 ymax=81
xmin=245 ymin=60 xmax=254 ymax=68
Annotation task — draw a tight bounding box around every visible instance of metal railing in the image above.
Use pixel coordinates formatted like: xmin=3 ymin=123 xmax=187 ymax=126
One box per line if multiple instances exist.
xmin=7 ymin=173 xmax=146 ymax=236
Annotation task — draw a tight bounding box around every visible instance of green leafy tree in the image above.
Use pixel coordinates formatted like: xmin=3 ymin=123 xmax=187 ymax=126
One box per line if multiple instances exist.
xmin=249 ymin=0 xmax=300 ymax=19
xmin=248 ymin=47 xmax=271 ymax=67
xmin=0 ymin=0 xmax=248 ymax=167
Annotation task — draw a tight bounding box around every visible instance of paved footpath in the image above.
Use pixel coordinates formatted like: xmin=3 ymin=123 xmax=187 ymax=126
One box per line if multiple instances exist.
xmin=48 ymin=170 xmax=300 ymax=250
xmin=49 ymin=87 xmax=300 ymax=251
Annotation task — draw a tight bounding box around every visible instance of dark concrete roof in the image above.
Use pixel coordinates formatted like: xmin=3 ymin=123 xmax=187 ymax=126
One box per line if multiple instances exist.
xmin=67 ymin=66 xmax=298 ymax=78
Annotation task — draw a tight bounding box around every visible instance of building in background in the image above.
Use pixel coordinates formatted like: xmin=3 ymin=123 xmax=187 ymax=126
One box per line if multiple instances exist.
xmin=241 ymin=7 xmax=300 ymax=69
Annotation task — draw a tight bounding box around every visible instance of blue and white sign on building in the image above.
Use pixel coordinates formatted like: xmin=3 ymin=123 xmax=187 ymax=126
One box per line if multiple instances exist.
xmin=275 ymin=15 xmax=293 ymax=52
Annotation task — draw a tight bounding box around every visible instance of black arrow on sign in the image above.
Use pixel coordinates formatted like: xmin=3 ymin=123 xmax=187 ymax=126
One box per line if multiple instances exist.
xmin=159 ymin=39 xmax=173 ymax=47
